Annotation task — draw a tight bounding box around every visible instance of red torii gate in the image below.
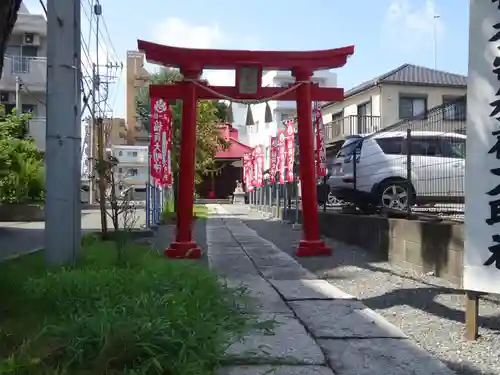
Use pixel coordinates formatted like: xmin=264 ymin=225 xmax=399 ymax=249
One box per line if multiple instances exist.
xmin=138 ymin=40 xmax=354 ymax=258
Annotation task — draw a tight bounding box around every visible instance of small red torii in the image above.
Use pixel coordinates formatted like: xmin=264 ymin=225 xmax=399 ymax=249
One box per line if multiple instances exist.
xmin=138 ymin=40 xmax=354 ymax=258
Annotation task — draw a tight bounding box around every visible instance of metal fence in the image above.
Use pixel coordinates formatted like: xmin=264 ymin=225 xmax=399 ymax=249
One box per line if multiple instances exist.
xmin=324 ymin=115 xmax=381 ymax=144
xmin=328 ymin=97 xmax=466 ymax=221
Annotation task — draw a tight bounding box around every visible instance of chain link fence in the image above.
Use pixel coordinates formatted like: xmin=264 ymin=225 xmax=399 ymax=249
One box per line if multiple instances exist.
xmin=325 ymin=97 xmax=466 ymax=221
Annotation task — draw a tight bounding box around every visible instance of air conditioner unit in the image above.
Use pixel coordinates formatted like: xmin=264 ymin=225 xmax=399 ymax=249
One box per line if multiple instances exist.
xmin=23 ymin=33 xmax=40 ymax=46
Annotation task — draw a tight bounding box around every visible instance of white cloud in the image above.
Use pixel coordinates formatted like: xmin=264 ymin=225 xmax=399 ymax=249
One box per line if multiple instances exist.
xmin=150 ymin=17 xmax=258 ymax=86
xmin=383 ymin=0 xmax=444 ymax=54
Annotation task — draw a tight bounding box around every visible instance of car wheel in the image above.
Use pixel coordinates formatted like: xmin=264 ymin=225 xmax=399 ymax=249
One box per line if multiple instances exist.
xmin=378 ymin=180 xmax=410 ymax=211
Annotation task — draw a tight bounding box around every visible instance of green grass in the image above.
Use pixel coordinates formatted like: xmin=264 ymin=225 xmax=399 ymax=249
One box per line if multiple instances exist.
xmin=161 ymin=203 xmax=209 ymax=224
xmin=0 ymin=241 xmax=251 ymax=375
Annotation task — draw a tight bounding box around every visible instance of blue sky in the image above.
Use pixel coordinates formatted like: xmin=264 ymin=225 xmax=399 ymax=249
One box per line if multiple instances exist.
xmin=24 ymin=0 xmax=469 ymax=118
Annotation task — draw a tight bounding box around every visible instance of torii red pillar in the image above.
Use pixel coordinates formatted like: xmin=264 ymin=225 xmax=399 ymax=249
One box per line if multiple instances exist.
xmin=138 ymin=40 xmax=354 ymax=258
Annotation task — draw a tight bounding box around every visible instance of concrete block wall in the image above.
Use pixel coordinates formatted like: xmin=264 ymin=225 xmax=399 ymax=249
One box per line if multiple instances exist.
xmin=272 ymin=208 xmax=464 ymax=286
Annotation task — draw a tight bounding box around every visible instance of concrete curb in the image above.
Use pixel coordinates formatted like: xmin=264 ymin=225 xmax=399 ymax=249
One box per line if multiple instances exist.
xmin=210 ymin=204 xmax=457 ymax=375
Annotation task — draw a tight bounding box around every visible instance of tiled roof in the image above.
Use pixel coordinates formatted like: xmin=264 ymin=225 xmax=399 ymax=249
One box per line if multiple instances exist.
xmin=327 ymin=64 xmax=467 ymax=107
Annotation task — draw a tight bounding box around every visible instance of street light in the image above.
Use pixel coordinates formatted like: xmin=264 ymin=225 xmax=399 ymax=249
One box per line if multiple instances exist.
xmin=433 ymin=15 xmax=440 ymax=69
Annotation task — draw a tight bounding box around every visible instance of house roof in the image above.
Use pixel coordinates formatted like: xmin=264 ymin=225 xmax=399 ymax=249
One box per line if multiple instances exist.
xmin=215 ymin=138 xmax=252 ymax=159
xmin=325 ymin=64 xmax=467 ymax=108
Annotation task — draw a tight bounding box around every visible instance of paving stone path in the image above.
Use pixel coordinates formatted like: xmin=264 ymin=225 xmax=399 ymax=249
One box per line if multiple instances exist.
xmin=207 ymin=204 xmax=457 ymax=375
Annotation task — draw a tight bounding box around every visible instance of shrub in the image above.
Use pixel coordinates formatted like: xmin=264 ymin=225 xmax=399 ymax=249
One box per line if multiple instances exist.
xmin=0 ymin=242 xmax=250 ymax=375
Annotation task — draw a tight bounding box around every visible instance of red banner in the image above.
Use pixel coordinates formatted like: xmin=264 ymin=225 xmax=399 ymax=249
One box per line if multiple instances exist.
xmin=269 ymin=136 xmax=277 ymax=184
xmin=285 ymin=120 xmax=295 ymax=182
xmin=277 ymin=130 xmax=286 ymax=184
xmin=150 ymin=98 xmax=170 ymax=184
xmin=161 ymin=104 xmax=173 ymax=186
xmin=315 ymin=103 xmax=327 ymax=177
xmin=252 ymin=145 xmax=264 ymax=187
xmin=243 ymin=152 xmax=253 ymax=191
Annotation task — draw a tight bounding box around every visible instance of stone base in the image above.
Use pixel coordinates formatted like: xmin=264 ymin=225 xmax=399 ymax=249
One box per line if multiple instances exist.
xmin=233 ymin=192 xmax=246 ymax=204
xmin=296 ymin=240 xmax=331 ymax=257
xmin=165 ymin=241 xmax=201 ymax=259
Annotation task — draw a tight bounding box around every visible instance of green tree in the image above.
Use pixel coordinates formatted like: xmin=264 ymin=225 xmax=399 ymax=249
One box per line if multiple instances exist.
xmin=135 ymin=69 xmax=229 ymax=185
xmin=0 ymin=106 xmax=45 ymax=203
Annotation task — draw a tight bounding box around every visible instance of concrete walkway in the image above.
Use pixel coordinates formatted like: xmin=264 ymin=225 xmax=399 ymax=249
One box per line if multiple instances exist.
xmin=207 ymin=204 xmax=456 ymax=375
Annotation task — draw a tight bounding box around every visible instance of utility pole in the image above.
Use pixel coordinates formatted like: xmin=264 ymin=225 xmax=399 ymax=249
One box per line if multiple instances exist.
xmin=433 ymin=15 xmax=440 ymax=69
xmin=93 ymin=2 xmax=108 ymax=236
xmin=45 ymin=0 xmax=82 ymax=265
xmin=88 ymin=63 xmax=96 ymax=205
xmin=15 ymin=76 xmax=21 ymax=113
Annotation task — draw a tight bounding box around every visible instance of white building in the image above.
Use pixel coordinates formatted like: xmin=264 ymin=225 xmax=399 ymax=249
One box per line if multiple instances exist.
xmin=108 ymin=145 xmax=149 ymax=189
xmin=231 ymin=70 xmax=337 ymax=169
xmin=0 ymin=2 xmax=47 ymax=151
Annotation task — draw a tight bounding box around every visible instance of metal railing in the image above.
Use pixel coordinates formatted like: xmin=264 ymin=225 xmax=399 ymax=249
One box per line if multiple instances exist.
xmin=1 ymin=55 xmax=46 ymax=91
xmin=7 ymin=55 xmax=47 ymax=74
xmin=329 ymin=98 xmax=466 ymax=221
xmin=324 ymin=115 xmax=381 ymax=144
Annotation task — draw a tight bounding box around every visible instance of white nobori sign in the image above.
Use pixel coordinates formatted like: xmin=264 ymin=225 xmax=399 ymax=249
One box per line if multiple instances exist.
xmin=464 ymin=0 xmax=500 ymax=294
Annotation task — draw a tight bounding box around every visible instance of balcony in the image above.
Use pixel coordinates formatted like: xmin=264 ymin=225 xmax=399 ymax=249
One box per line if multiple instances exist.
xmin=324 ymin=115 xmax=381 ymax=144
xmin=0 ymin=55 xmax=46 ymax=92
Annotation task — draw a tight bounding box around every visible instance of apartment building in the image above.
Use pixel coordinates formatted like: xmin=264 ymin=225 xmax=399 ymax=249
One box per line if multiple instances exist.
xmin=0 ymin=3 xmax=47 ymax=150
xmin=107 ymin=145 xmax=149 ymax=190
xmin=124 ymin=50 xmax=150 ymax=145
xmin=321 ymin=64 xmax=467 ymax=145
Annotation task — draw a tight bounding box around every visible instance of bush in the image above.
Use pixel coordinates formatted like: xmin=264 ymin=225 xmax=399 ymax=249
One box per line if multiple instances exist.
xmin=0 ymin=242 xmax=250 ymax=375
xmin=0 ymin=107 xmax=44 ymax=204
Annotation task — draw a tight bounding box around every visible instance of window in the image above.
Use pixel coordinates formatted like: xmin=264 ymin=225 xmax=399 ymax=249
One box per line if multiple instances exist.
xmin=375 ymin=137 xmax=404 ymax=155
xmin=408 ymin=137 xmax=441 ymax=156
xmin=118 ymin=168 xmax=123 ymax=173
xmin=443 ymin=96 xmax=466 ymax=121
xmin=127 ymin=151 xmax=138 ymax=157
xmin=281 ymin=113 xmax=289 ymax=121
xmin=8 ymin=46 xmax=39 ymax=74
xmin=399 ymin=96 xmax=427 ymax=119
xmin=22 ymin=104 xmax=36 ymax=115
xmin=0 ymin=91 xmax=9 ymax=102
xmin=337 ymin=136 xmax=363 ymax=158
xmin=4 ymin=104 xmax=15 ymax=115
xmin=126 ymin=168 xmax=138 ymax=176
xmin=357 ymin=102 xmax=372 ymax=133
xmin=357 ymin=102 xmax=372 ymax=117
xmin=118 ymin=151 xmax=123 ymax=156
xmin=331 ymin=111 xmax=344 ymax=122
xmin=440 ymin=137 xmax=466 ymax=159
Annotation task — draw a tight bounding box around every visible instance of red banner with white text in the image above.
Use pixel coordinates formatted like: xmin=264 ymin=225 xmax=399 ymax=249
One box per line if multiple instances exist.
xmin=243 ymin=153 xmax=253 ymax=191
xmin=253 ymin=145 xmax=264 ymax=187
xmin=285 ymin=120 xmax=295 ymax=182
xmin=150 ymin=98 xmax=170 ymax=185
xmin=315 ymin=103 xmax=327 ymax=177
xmin=277 ymin=130 xmax=286 ymax=184
xmin=161 ymin=104 xmax=173 ymax=186
xmin=269 ymin=136 xmax=277 ymax=184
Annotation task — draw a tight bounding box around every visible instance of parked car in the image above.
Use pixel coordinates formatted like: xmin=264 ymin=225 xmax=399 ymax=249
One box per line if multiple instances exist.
xmin=327 ymin=131 xmax=466 ymax=212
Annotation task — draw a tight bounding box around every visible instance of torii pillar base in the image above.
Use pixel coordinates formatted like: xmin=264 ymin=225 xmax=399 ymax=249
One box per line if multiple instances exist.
xmin=296 ymin=240 xmax=331 ymax=257
xmin=165 ymin=242 xmax=201 ymax=259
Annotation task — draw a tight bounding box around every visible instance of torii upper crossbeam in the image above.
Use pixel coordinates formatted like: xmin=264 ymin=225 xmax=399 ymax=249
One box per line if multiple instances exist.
xmin=138 ymin=40 xmax=354 ymax=258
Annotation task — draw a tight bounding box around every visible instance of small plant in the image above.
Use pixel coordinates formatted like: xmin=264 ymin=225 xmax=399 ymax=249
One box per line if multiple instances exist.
xmin=94 ymin=155 xmax=140 ymax=262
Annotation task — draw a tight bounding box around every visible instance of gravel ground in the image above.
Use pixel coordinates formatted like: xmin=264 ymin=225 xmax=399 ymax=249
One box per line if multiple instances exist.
xmin=225 ymin=206 xmax=500 ymax=375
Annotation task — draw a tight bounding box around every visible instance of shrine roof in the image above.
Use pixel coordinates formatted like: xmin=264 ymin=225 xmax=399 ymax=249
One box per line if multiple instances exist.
xmin=216 ymin=138 xmax=252 ymax=159
xmin=137 ymin=40 xmax=354 ymax=71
